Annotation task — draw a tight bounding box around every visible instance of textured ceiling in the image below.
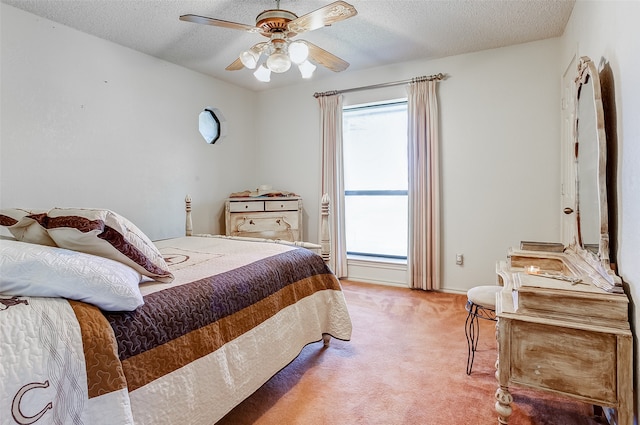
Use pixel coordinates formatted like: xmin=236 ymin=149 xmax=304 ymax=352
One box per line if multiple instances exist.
xmin=2 ymin=0 xmax=575 ymax=91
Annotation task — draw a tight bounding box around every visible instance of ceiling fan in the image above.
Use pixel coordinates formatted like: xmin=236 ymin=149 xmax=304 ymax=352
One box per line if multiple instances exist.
xmin=179 ymin=0 xmax=357 ymax=81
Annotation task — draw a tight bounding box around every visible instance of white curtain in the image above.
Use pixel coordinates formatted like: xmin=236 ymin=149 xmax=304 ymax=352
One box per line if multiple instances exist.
xmin=406 ymin=79 xmax=441 ymax=290
xmin=317 ymin=94 xmax=348 ymax=277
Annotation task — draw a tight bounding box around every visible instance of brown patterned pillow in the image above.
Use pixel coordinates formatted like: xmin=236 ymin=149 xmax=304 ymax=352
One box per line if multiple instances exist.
xmin=0 ymin=208 xmax=56 ymax=246
xmin=34 ymin=208 xmax=174 ymax=283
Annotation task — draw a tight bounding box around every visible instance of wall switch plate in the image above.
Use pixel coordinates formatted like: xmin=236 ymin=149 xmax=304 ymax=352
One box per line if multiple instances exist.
xmin=456 ymin=254 xmax=464 ymax=265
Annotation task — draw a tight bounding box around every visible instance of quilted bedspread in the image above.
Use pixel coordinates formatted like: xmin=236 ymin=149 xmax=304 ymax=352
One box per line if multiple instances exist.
xmin=0 ymin=236 xmax=352 ymax=425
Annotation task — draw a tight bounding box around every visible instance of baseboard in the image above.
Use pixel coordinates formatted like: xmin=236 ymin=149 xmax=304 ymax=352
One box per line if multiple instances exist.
xmin=342 ymin=277 xmax=408 ymax=288
xmin=437 ymin=288 xmax=467 ymax=295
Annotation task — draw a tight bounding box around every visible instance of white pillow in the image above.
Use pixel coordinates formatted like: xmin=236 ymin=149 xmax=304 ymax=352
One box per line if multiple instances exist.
xmin=0 ymin=239 xmax=144 ymax=311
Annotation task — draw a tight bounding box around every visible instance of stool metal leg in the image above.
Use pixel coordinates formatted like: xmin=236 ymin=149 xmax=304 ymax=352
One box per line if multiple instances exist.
xmin=465 ymin=301 xmax=480 ymax=375
xmin=465 ymin=299 xmax=497 ymax=375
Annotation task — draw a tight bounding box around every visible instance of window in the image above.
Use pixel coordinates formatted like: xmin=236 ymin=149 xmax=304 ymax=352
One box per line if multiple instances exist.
xmin=343 ymin=101 xmax=408 ymax=259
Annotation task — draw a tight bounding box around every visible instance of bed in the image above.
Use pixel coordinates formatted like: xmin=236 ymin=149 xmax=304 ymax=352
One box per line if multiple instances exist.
xmin=0 ymin=196 xmax=352 ymax=424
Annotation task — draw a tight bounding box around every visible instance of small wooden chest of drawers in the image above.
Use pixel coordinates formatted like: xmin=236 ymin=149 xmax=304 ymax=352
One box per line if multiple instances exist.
xmin=225 ymin=196 xmax=303 ymax=242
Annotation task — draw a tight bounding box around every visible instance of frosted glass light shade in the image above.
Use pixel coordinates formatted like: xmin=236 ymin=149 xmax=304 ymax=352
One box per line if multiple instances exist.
xmin=267 ymin=52 xmax=291 ymax=73
xmin=288 ymin=41 xmax=309 ymax=64
xmin=239 ymin=49 xmax=259 ymax=69
xmin=253 ymin=64 xmax=271 ymax=82
xmin=298 ymin=60 xmax=316 ymax=79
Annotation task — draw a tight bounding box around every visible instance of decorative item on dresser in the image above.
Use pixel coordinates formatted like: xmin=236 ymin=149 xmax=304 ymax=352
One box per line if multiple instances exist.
xmin=494 ymin=56 xmax=632 ymax=425
xmin=225 ymin=188 xmax=303 ymax=242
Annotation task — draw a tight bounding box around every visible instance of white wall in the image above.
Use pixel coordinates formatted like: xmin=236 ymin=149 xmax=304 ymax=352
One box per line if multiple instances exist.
xmin=561 ymin=0 xmax=640 ymax=416
xmin=0 ymin=4 xmax=258 ymax=240
xmin=254 ymin=38 xmax=562 ymax=293
xmin=0 ymin=4 xmax=566 ymax=295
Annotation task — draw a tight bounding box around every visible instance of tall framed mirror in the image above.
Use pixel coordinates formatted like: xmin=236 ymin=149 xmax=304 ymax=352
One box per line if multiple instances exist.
xmin=573 ymin=56 xmax=622 ymax=292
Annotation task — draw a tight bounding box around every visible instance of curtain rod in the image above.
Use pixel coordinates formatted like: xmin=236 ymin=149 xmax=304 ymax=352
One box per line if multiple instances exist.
xmin=313 ymin=73 xmax=445 ymax=98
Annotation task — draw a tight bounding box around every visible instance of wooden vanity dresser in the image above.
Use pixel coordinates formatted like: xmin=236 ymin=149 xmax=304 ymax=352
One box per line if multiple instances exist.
xmin=494 ymin=248 xmax=632 ymax=425
xmin=494 ymin=56 xmax=633 ymax=425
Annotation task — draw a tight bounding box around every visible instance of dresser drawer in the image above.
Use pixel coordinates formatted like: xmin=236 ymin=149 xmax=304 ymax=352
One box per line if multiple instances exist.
xmin=229 ymin=201 xmax=264 ymax=212
xmin=229 ymin=211 xmax=300 ymax=242
xmin=265 ymin=200 xmax=299 ymax=211
xmin=509 ymin=320 xmax=617 ymax=404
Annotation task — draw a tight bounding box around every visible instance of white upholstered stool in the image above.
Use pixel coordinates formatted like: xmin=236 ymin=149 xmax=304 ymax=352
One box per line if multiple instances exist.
xmin=465 ymin=285 xmax=501 ymax=375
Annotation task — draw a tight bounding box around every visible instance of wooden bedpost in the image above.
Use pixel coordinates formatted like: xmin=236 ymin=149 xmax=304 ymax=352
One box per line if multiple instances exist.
xmin=320 ymin=193 xmax=330 ymax=264
xmin=185 ymin=195 xmax=193 ymax=236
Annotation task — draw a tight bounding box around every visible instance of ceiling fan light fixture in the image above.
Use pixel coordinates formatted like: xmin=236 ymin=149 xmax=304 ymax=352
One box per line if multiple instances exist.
xmin=254 ymin=64 xmax=271 ymax=82
xmin=298 ymin=60 xmax=316 ymax=78
xmin=239 ymin=49 xmax=259 ymax=69
xmin=180 ymin=1 xmax=357 ymax=82
xmin=266 ymin=51 xmax=291 ymax=73
xmin=288 ymin=41 xmax=309 ymax=64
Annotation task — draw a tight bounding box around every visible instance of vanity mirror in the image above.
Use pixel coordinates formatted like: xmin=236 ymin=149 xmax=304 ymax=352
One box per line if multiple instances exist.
xmin=573 ymin=56 xmax=622 ymax=292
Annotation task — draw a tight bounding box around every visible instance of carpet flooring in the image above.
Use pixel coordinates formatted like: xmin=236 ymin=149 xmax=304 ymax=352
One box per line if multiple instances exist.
xmin=216 ymin=280 xmax=604 ymax=425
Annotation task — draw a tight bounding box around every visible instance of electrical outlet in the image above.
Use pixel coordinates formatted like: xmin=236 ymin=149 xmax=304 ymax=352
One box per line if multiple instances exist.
xmin=456 ymin=254 xmax=464 ymax=265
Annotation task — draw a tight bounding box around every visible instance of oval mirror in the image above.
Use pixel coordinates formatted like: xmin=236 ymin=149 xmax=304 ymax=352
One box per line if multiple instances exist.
xmin=576 ymin=71 xmax=600 ymax=254
xmin=573 ymin=56 xmax=621 ymax=292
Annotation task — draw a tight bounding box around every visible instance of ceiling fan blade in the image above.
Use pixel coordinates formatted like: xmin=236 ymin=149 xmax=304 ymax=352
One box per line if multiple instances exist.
xmin=287 ymin=1 xmax=357 ymax=34
xmin=226 ymin=58 xmax=244 ymax=71
xmin=304 ymin=41 xmax=349 ymax=72
xmin=179 ymin=14 xmax=261 ymax=34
